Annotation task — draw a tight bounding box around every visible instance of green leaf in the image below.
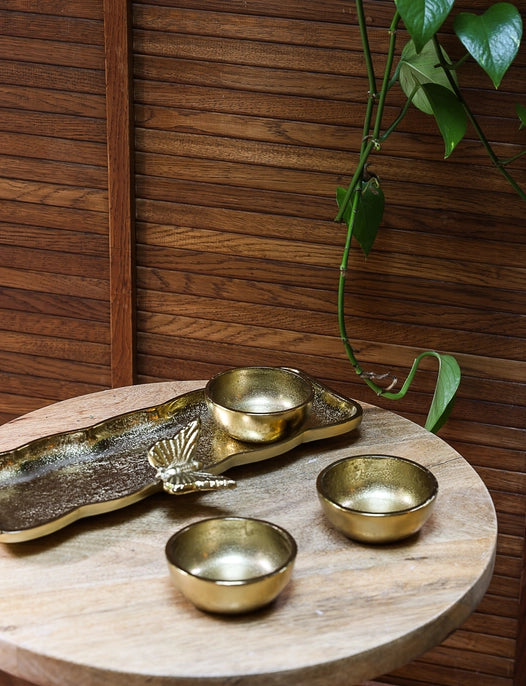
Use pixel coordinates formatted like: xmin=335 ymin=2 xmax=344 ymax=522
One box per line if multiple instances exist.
xmin=337 ymin=181 xmax=384 ymax=258
xmin=424 ymin=354 xmax=461 ymax=433
xmin=421 ymin=83 xmax=467 ymax=157
xmin=354 ymin=179 xmax=385 ymax=257
xmin=516 ymin=103 xmax=526 ymax=129
xmin=399 ymin=40 xmax=456 ymax=115
xmin=377 ymin=350 xmax=460 ymax=432
xmin=454 ymin=3 xmax=522 ymax=88
xmin=397 ymin=0 xmax=455 ymax=53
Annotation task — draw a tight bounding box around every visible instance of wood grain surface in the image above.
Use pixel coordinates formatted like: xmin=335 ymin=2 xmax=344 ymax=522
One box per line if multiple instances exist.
xmin=0 ymin=381 xmax=496 ymax=686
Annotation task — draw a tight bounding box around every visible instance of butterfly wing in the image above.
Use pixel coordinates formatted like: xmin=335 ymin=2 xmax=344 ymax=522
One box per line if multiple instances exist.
xmin=147 ymin=418 xmax=201 ymax=470
xmin=147 ymin=419 xmax=237 ymax=494
xmin=172 ymin=418 xmax=201 ymax=465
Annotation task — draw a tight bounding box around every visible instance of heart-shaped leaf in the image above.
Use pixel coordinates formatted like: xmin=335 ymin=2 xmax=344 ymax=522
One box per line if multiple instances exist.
xmin=424 ymin=354 xmax=461 ymax=433
xmin=454 ymin=3 xmax=522 ymax=88
xmin=421 ymin=83 xmax=467 ymax=157
xmin=400 ymin=40 xmax=457 ymax=115
xmin=397 ymin=0 xmax=455 ymax=53
xmin=379 ymin=350 xmax=460 ymax=432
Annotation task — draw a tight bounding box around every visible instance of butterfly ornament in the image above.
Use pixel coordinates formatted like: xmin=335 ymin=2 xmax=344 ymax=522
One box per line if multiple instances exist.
xmin=147 ymin=418 xmax=236 ymax=495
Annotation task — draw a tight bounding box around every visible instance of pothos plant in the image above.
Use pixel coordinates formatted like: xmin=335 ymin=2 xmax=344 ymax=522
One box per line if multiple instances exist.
xmin=336 ymin=0 xmax=525 ymax=432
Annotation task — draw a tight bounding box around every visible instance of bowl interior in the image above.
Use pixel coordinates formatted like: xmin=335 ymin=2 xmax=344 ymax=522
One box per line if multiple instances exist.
xmin=166 ymin=517 xmax=297 ymax=583
xmin=206 ymin=367 xmax=313 ymax=415
xmin=318 ymin=455 xmax=438 ymax=514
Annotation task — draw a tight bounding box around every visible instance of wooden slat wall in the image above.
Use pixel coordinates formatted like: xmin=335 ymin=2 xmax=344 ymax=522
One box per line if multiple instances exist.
xmin=133 ymin=2 xmax=525 ymax=686
xmin=0 ymin=0 xmax=111 ymax=424
xmin=0 ymin=1 xmax=524 ymax=685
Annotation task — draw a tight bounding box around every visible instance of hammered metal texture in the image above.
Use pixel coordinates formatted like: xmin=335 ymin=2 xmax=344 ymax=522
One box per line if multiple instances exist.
xmin=0 ymin=369 xmax=362 ymax=541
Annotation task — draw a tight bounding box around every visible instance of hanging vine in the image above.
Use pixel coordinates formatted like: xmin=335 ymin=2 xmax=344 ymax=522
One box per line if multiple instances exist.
xmin=337 ymin=0 xmax=525 ymax=432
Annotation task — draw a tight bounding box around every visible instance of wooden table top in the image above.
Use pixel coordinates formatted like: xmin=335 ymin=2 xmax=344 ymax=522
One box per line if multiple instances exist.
xmin=0 ymin=380 xmax=497 ymax=686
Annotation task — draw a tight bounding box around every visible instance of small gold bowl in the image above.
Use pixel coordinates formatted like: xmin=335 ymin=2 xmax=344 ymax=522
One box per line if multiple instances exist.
xmin=316 ymin=454 xmax=438 ymax=544
xmin=205 ymin=366 xmax=314 ymax=443
xmin=165 ymin=516 xmax=297 ymax=614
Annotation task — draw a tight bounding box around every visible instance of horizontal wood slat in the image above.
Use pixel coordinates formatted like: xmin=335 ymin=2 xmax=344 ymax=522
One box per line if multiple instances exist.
xmin=0 ymin=287 xmax=109 ymax=321
xmin=134 ymin=0 xmax=526 ymax=34
xmin=0 ymin=109 xmax=107 ymax=142
xmin=0 ymin=331 xmax=109 ymax=365
xmin=0 ymin=35 xmax=104 ymax=69
xmin=0 ymin=59 xmax=105 ymax=93
xmin=133 ymin=5 xmax=356 ymax=49
xmin=135 ymin=197 xmax=525 ymax=247
xmin=134 ymin=126 xmax=526 ymax=184
xmin=137 ymin=290 xmax=525 ymax=361
xmin=0 ymin=1 xmax=103 ymax=19
xmin=0 ymin=244 xmax=108 ymax=279
xmin=0 ymin=368 xmax=106 ymax=404
xmin=134 ymin=149 xmax=525 ymax=204
xmin=0 ymin=201 xmax=108 ymax=234
xmin=137 ymin=263 xmax=526 ymax=338
xmin=0 ymin=266 xmax=108 ymax=300
xmin=0 ymin=179 xmax=107 ymax=211
xmin=0 ymin=309 xmax=109 ymax=345
xmin=0 ymin=351 xmax=108 ymax=386
xmin=0 ymin=223 xmax=109 ymax=255
xmin=0 ymin=133 xmax=107 ymax=166
xmin=0 ymin=10 xmax=104 ymax=45
xmin=0 ymin=158 xmax=107 ymax=190
xmin=0 ymin=85 xmax=105 ymax=117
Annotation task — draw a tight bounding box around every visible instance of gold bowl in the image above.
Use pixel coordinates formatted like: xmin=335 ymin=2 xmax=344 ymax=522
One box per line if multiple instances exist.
xmin=316 ymin=454 xmax=438 ymax=544
xmin=165 ymin=516 xmax=297 ymax=614
xmin=205 ymin=366 xmax=314 ymax=443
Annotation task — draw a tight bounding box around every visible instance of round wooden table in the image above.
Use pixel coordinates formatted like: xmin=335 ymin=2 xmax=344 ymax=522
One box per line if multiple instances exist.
xmin=0 ymin=380 xmax=497 ymax=686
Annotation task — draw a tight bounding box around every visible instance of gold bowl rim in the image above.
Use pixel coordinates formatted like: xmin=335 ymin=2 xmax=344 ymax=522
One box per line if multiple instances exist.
xmin=204 ymin=366 xmax=314 ymax=417
xmin=165 ymin=516 xmax=298 ymax=586
xmin=316 ymin=454 xmax=439 ymax=517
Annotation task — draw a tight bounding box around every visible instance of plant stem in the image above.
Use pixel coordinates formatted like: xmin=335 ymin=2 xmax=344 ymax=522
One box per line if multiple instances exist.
xmin=334 ymin=0 xmax=378 ymax=224
xmin=336 ymin=8 xmax=400 ymax=223
xmin=334 ymin=138 xmax=374 ymax=222
xmin=380 ymin=85 xmax=418 ymax=142
xmin=337 ymin=189 xmax=383 ymax=396
xmin=356 ymin=0 xmax=376 ymax=98
xmin=373 ymin=12 xmax=400 ymax=140
xmin=502 ymin=148 xmax=526 ymax=166
xmin=433 ymin=35 xmax=526 ymax=202
xmin=336 ymin=1 xmax=402 ymax=398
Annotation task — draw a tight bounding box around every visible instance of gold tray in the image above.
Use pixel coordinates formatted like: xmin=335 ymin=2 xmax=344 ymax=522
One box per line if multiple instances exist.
xmin=0 ymin=371 xmax=362 ymax=543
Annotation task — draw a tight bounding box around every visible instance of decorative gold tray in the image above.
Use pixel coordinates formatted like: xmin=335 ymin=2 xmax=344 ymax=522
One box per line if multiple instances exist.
xmin=0 ymin=370 xmax=362 ymax=543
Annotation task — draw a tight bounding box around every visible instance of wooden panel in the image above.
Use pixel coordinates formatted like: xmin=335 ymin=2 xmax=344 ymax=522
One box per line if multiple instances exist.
xmin=0 ymin=3 xmax=110 ymax=423
xmin=132 ymin=2 xmax=526 ymax=686
xmin=103 ymin=0 xmax=136 ymax=386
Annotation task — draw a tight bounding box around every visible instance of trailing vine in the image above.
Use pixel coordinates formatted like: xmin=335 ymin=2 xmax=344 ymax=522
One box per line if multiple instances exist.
xmin=337 ymin=0 xmax=525 ymax=432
